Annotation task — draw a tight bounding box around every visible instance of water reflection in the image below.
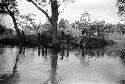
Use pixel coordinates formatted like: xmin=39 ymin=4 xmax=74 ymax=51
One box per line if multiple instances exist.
xmin=38 ymin=46 xmax=40 ymax=56
xmin=0 ymin=48 xmax=4 ymax=55
xmin=50 ymin=44 xmax=125 ymax=84
xmin=60 ymin=48 xmax=65 ymax=60
xmin=43 ymin=45 xmax=70 ymax=84
xmin=119 ymin=80 xmax=125 ymax=84
xmin=42 ymin=49 xmax=58 ymax=84
xmin=83 ymin=48 xmax=105 ymax=58
xmin=13 ymin=46 xmax=25 ymax=73
xmin=0 ymin=43 xmax=125 ymax=84
xmin=0 ymin=46 xmax=25 ymax=84
xmin=40 ymin=47 xmax=48 ymax=59
xmin=50 ymin=49 xmax=58 ymax=84
xmin=118 ymin=45 xmax=125 ymax=66
xmin=80 ymin=45 xmax=125 ymax=66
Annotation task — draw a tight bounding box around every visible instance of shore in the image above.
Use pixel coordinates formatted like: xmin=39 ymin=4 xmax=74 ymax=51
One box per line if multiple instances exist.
xmin=0 ymin=34 xmax=115 ymax=49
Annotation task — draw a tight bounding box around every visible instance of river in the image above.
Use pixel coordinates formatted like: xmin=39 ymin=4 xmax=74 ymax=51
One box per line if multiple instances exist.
xmin=0 ymin=43 xmax=125 ymax=84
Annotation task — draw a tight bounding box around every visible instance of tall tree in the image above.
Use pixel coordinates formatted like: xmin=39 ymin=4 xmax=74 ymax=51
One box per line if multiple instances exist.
xmin=0 ymin=0 xmax=22 ymax=43
xmin=26 ymin=0 xmax=74 ymax=46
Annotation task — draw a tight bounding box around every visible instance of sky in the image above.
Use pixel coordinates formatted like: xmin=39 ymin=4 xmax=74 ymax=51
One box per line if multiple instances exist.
xmin=0 ymin=0 xmax=122 ymax=28
xmin=61 ymin=0 xmax=120 ymax=23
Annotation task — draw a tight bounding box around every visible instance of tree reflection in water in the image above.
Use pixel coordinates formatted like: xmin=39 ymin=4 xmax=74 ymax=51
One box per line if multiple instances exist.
xmin=79 ymin=46 xmax=125 ymax=84
xmin=43 ymin=44 xmax=70 ymax=84
xmin=84 ymin=48 xmax=105 ymax=58
xmin=38 ymin=46 xmax=40 ymax=56
xmin=50 ymin=49 xmax=58 ymax=84
xmin=60 ymin=43 xmax=70 ymax=60
xmin=43 ymin=49 xmax=58 ymax=84
xmin=45 ymin=48 xmax=48 ymax=59
xmin=0 ymin=44 xmax=125 ymax=84
xmin=0 ymin=46 xmax=25 ymax=84
xmin=67 ymin=46 xmax=69 ymax=58
xmin=40 ymin=47 xmax=48 ymax=59
xmin=42 ymin=47 xmax=45 ymax=57
xmin=119 ymin=45 xmax=125 ymax=66
xmin=60 ymin=47 xmax=65 ymax=60
xmin=80 ymin=48 xmax=90 ymax=65
xmin=119 ymin=80 xmax=125 ymax=84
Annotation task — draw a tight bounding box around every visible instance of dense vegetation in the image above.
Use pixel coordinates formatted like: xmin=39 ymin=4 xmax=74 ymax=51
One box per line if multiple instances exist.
xmin=0 ymin=13 xmax=116 ymax=49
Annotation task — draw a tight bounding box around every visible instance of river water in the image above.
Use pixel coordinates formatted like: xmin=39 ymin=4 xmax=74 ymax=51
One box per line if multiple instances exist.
xmin=0 ymin=43 xmax=125 ymax=84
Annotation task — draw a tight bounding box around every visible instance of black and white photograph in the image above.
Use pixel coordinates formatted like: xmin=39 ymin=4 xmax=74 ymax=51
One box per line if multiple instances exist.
xmin=0 ymin=0 xmax=125 ymax=84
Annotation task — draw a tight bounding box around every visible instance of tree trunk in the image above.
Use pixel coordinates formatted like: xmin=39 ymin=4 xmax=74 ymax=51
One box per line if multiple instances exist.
xmin=51 ymin=0 xmax=58 ymax=47
xmin=11 ymin=14 xmax=22 ymax=44
xmin=51 ymin=21 xmax=58 ymax=45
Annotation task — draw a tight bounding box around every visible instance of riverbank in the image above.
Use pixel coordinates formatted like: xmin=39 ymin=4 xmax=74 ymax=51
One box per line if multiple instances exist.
xmin=0 ymin=35 xmax=115 ymax=49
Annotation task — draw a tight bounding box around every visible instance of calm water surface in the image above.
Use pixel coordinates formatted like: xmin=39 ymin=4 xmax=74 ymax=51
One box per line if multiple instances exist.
xmin=0 ymin=44 xmax=125 ymax=84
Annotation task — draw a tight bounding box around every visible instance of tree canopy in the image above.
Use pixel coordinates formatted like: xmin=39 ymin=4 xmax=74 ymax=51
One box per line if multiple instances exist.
xmin=116 ymin=0 xmax=125 ymax=20
xmin=0 ymin=0 xmax=19 ymax=16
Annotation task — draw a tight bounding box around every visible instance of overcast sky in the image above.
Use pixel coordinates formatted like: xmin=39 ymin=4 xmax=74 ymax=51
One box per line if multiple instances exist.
xmin=61 ymin=0 xmax=120 ymax=23
xmin=0 ymin=0 xmax=121 ymax=28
